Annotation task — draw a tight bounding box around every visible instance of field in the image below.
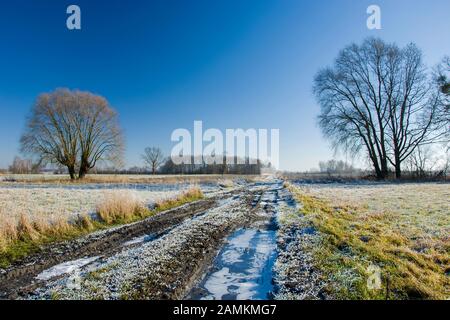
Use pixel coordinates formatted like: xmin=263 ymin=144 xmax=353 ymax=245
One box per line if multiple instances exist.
xmin=0 ymin=174 xmax=448 ymax=300
xmin=283 ymin=181 xmax=450 ymax=299
xmin=0 ymin=174 xmax=246 ymax=226
xmin=0 ymin=187 xmax=183 ymax=219
xmin=0 ymin=175 xmax=233 ymax=267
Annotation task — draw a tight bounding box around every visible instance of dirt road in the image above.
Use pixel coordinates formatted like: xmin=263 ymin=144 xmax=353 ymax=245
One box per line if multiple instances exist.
xmin=1 ymin=179 xmax=316 ymax=300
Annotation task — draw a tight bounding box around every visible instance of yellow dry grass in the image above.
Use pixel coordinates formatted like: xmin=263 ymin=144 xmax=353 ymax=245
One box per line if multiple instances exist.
xmin=96 ymin=192 xmax=149 ymax=224
xmin=0 ymin=187 xmax=204 ymax=268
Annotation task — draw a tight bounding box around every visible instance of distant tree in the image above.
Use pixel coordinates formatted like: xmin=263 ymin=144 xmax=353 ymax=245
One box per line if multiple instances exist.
xmin=318 ymin=159 xmax=356 ymax=175
xmin=405 ymin=146 xmax=434 ymax=178
xmin=20 ymin=89 xmax=124 ymax=180
xmin=9 ymin=156 xmax=31 ymax=174
xmin=142 ymin=147 xmax=165 ymax=174
xmin=314 ymin=38 xmax=447 ymax=179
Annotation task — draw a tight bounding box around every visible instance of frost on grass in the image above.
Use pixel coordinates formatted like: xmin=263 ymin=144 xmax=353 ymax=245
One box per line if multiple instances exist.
xmin=286 ymin=182 xmax=450 ymax=300
xmin=273 ymin=191 xmax=331 ymax=300
xmin=0 ymin=187 xmax=181 ymax=219
xmin=0 ymin=185 xmax=206 ymax=267
xmin=296 ymin=182 xmax=449 ymax=239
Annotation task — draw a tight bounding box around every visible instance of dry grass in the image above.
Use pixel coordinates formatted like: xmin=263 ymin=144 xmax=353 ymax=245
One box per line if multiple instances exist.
xmin=285 ymin=182 xmax=450 ymax=300
xmin=97 ymin=192 xmax=150 ymax=224
xmin=0 ymin=187 xmax=204 ymax=268
xmin=0 ymin=209 xmax=91 ymax=267
xmin=154 ymin=186 xmax=203 ymax=211
xmin=0 ymin=187 xmax=181 ymax=219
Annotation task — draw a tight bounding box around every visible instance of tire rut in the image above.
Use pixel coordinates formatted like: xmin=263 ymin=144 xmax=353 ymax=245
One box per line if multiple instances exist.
xmin=0 ymin=188 xmax=242 ymax=299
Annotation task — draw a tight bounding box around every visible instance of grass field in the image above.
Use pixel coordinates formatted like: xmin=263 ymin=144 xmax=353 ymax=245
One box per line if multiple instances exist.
xmin=285 ymin=182 xmax=449 ymax=299
xmin=0 ymin=181 xmax=205 ymax=268
xmin=0 ymin=187 xmax=182 ymax=219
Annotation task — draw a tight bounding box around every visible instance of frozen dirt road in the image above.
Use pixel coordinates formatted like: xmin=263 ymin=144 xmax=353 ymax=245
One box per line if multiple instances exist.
xmin=1 ymin=178 xmax=310 ymax=300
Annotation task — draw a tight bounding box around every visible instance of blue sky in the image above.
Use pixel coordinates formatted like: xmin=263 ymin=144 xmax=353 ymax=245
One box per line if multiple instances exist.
xmin=0 ymin=0 xmax=449 ymax=171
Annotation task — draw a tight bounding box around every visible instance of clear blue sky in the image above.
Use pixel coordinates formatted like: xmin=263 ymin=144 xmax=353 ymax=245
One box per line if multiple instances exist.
xmin=0 ymin=0 xmax=449 ymax=171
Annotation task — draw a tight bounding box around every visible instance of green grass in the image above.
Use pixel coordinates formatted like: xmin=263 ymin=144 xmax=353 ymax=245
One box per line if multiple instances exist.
xmin=285 ymin=182 xmax=449 ymax=300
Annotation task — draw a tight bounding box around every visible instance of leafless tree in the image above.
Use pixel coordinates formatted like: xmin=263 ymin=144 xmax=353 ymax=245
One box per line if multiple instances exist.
xmin=142 ymin=147 xmax=165 ymax=174
xmin=405 ymin=146 xmax=435 ymax=178
xmin=74 ymin=91 xmax=124 ymax=178
xmin=9 ymin=156 xmax=39 ymax=174
xmin=318 ymin=159 xmax=356 ymax=175
xmin=20 ymin=89 xmax=124 ymax=180
xmin=314 ymin=38 xmax=447 ymax=179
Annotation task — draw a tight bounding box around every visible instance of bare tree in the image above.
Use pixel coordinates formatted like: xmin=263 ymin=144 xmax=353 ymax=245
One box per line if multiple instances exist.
xmin=318 ymin=159 xmax=356 ymax=175
xmin=9 ymin=156 xmax=36 ymax=174
xmin=314 ymin=38 xmax=446 ymax=179
xmin=142 ymin=147 xmax=165 ymax=174
xmin=405 ymin=146 xmax=436 ymax=178
xmin=20 ymin=89 xmax=124 ymax=180
xmin=75 ymin=91 xmax=124 ymax=178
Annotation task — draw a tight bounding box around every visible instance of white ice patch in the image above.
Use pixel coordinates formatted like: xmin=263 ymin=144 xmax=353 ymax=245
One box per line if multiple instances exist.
xmin=227 ymin=229 xmax=256 ymax=248
xmin=217 ymin=197 xmax=238 ymax=207
xmin=200 ymin=227 xmax=277 ymax=300
xmin=36 ymin=256 xmax=100 ymax=281
xmin=221 ymin=229 xmax=256 ymax=264
xmin=203 ymin=267 xmax=259 ymax=300
xmin=203 ymin=267 xmax=236 ymax=299
xmin=122 ymin=236 xmax=147 ymax=247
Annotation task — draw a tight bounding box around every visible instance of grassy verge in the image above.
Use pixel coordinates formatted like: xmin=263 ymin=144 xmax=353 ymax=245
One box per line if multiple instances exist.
xmin=285 ymin=182 xmax=449 ymax=300
xmin=0 ymin=187 xmax=203 ymax=268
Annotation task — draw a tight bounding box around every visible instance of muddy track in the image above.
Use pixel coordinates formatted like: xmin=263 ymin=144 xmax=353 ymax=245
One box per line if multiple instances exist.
xmin=0 ymin=188 xmax=243 ymax=299
xmin=23 ymin=186 xmax=267 ymax=300
xmin=165 ymin=189 xmax=265 ymax=300
xmin=186 ymin=185 xmax=280 ymax=300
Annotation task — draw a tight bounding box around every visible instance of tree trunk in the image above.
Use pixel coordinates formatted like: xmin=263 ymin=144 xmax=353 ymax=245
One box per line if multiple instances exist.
xmin=374 ymin=166 xmax=384 ymax=179
xmin=78 ymin=168 xmax=87 ymax=179
xmin=68 ymin=165 xmax=76 ymax=180
xmin=394 ymin=151 xmax=402 ymax=179
xmin=394 ymin=158 xmax=401 ymax=179
xmin=152 ymin=165 xmax=156 ymax=175
xmin=381 ymin=158 xmax=389 ymax=179
xmin=395 ymin=165 xmax=401 ymax=179
xmin=369 ymin=154 xmax=385 ymax=180
xmin=78 ymin=160 xmax=89 ymax=179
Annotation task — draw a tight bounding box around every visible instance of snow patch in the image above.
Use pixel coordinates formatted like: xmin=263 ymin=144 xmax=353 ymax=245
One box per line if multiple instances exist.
xmin=36 ymin=256 xmax=100 ymax=281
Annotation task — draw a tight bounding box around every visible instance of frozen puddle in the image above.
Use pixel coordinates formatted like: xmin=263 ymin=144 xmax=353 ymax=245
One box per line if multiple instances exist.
xmin=36 ymin=256 xmax=100 ymax=281
xmin=190 ymin=221 xmax=277 ymax=300
xmin=122 ymin=234 xmax=159 ymax=247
